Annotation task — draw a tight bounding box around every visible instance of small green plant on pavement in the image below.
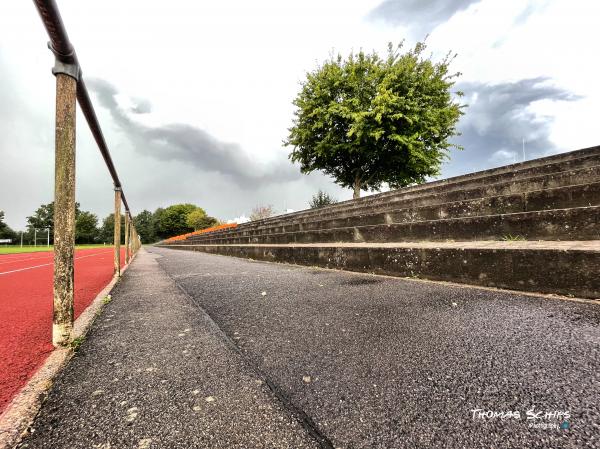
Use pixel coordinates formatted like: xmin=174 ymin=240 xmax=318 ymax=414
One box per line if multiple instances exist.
xmin=70 ymin=336 xmax=85 ymax=352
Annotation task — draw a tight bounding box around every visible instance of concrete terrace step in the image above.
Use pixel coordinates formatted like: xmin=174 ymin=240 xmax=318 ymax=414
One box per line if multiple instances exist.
xmin=242 ymin=146 xmax=600 ymax=229
xmin=183 ymin=167 xmax=600 ymax=245
xmin=189 ymin=206 xmax=599 ymax=244
xmin=228 ymin=182 xmax=600 ymax=238
xmin=158 ymin=241 xmax=600 ymax=299
xmin=191 ymin=162 xmax=600 ymax=241
xmin=309 ymin=162 xmax=600 ymax=218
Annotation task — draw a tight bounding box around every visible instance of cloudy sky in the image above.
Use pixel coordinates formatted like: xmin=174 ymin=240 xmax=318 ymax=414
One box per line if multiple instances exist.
xmin=0 ymin=0 xmax=598 ymax=229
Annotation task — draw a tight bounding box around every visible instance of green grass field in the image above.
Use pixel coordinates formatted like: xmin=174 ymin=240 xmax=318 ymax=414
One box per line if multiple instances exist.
xmin=0 ymin=244 xmax=112 ymax=255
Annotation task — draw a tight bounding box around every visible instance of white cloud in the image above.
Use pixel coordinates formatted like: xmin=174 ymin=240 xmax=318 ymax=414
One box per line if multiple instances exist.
xmin=0 ymin=0 xmax=598 ymax=229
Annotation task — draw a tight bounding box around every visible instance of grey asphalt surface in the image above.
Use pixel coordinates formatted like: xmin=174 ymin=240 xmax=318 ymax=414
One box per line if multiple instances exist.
xmin=18 ymin=247 xmax=600 ymax=449
xmin=149 ymin=247 xmax=599 ymax=449
xmin=17 ymin=250 xmax=319 ymax=449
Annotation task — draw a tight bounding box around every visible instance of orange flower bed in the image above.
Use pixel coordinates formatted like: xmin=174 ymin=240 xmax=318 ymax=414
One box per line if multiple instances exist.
xmin=165 ymin=223 xmax=237 ymax=242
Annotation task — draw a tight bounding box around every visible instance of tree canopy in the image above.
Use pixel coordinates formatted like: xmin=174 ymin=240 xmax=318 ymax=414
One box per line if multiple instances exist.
xmin=12 ymin=201 xmax=223 ymax=245
xmin=186 ymin=208 xmax=218 ymax=231
xmin=0 ymin=211 xmax=18 ymax=241
xmin=99 ymin=213 xmax=125 ymax=244
xmin=133 ymin=210 xmax=156 ymax=243
xmin=26 ymin=202 xmax=84 ymax=244
xmin=286 ymin=42 xmax=465 ymax=198
xmin=309 ymin=190 xmax=338 ymax=209
xmin=75 ymin=211 xmax=99 ymax=244
xmin=157 ymin=204 xmax=198 ymax=237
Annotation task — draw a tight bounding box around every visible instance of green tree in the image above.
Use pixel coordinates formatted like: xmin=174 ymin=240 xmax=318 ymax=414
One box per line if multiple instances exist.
xmin=26 ymin=202 xmax=54 ymax=242
xmin=152 ymin=208 xmax=166 ymax=239
xmin=157 ymin=204 xmax=198 ymax=237
xmin=186 ymin=208 xmax=218 ymax=231
xmin=26 ymin=201 xmax=81 ymax=243
xmin=99 ymin=213 xmax=125 ymax=244
xmin=309 ymin=190 xmax=338 ymax=209
xmin=185 ymin=207 xmax=207 ymax=230
xmin=75 ymin=211 xmax=99 ymax=244
xmin=286 ymin=42 xmax=464 ymax=198
xmin=133 ymin=210 xmax=157 ymax=243
xmin=0 ymin=211 xmax=18 ymax=242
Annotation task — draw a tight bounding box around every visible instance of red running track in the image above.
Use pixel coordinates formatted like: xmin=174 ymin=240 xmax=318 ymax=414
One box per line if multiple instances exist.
xmin=0 ymin=247 xmax=125 ymax=413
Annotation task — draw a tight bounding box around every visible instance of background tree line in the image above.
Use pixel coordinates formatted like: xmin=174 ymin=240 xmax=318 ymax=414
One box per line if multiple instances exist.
xmin=1 ymin=202 xmax=219 ymax=245
xmin=1 ymin=189 xmax=343 ymax=246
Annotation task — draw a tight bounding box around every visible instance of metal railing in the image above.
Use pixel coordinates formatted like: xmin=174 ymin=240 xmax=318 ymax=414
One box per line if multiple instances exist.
xmin=32 ymin=0 xmax=141 ymax=346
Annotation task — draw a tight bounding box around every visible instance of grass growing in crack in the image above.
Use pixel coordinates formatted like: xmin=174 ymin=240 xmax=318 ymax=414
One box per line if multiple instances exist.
xmin=70 ymin=336 xmax=85 ymax=352
xmin=501 ymin=234 xmax=526 ymax=241
xmin=102 ymin=294 xmax=113 ymax=304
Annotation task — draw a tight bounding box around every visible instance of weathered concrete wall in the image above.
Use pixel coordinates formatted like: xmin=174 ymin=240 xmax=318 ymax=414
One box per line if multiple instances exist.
xmin=159 ymin=243 xmax=600 ymax=299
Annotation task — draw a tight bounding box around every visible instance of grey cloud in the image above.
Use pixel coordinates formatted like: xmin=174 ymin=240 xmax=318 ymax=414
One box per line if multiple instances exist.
xmin=513 ymin=0 xmax=551 ymax=27
xmin=441 ymin=77 xmax=580 ymax=177
xmin=0 ymin=52 xmax=54 ymax=230
xmin=493 ymin=1 xmax=552 ymax=47
xmin=86 ymin=78 xmax=300 ymax=188
xmin=368 ymin=0 xmax=481 ymax=36
xmin=513 ymin=3 xmax=538 ymax=26
xmin=130 ymin=97 xmax=152 ymax=114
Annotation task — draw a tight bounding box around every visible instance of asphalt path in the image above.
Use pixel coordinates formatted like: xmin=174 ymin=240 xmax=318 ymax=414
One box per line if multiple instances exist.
xmin=18 ymin=247 xmax=600 ymax=448
xmin=150 ymin=247 xmax=599 ymax=449
xmin=17 ymin=249 xmax=319 ymax=449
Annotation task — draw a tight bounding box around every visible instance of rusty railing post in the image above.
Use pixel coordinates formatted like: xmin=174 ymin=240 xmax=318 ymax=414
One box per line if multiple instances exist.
xmin=114 ymin=187 xmax=122 ymax=276
xmin=124 ymin=213 xmax=130 ymax=264
xmin=35 ymin=1 xmax=140 ymax=347
xmin=52 ymin=71 xmax=78 ymax=347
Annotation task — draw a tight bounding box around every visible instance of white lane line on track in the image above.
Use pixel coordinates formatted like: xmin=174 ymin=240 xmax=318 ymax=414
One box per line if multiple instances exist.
xmin=0 ymin=249 xmax=113 ymax=264
xmin=0 ymin=251 xmax=53 ymax=258
xmin=0 ymin=249 xmax=115 ymax=266
xmin=0 ymin=255 xmax=55 ymax=266
xmin=0 ymin=251 xmax=113 ymax=276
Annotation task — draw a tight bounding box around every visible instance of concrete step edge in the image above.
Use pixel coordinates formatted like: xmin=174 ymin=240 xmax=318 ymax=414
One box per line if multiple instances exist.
xmin=159 ymin=240 xmax=600 ymax=251
xmin=243 ymin=147 xmax=600 ymax=228
xmin=183 ymin=206 xmax=599 ymax=243
xmin=189 ymin=177 xmax=600 ymax=242
xmin=235 ymin=163 xmax=600 ymax=231
xmin=237 ymin=185 xmax=600 ymax=235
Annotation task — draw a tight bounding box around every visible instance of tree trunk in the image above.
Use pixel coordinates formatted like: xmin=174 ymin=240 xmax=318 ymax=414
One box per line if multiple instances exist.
xmin=353 ymin=176 xmax=361 ymax=199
